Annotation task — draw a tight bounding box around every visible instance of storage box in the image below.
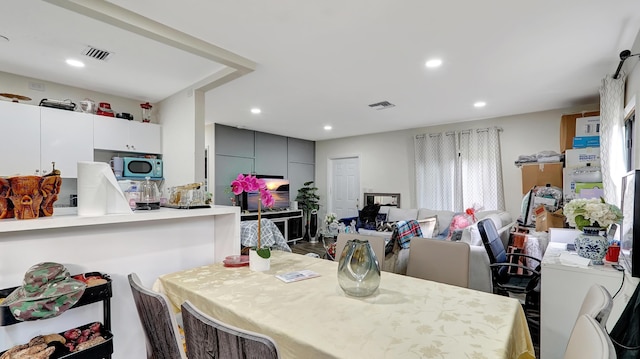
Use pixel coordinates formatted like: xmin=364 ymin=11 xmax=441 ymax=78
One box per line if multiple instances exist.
xmin=572 ymin=136 xmax=600 ymax=148
xmin=560 ymin=111 xmax=599 ymax=152
xmin=564 ymin=147 xmax=600 ymax=168
xmin=575 ymin=116 xmax=601 ymax=136
xmin=521 ymin=162 xmax=563 ymax=194
xmin=534 ymin=205 xmax=566 ymax=232
xmin=575 ymin=182 xmax=604 ymax=199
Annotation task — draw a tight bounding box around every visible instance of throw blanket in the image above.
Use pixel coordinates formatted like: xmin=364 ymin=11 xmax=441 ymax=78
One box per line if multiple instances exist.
xmin=383 ymin=220 xmax=423 ymax=274
xmin=240 ymin=219 xmax=292 ymax=252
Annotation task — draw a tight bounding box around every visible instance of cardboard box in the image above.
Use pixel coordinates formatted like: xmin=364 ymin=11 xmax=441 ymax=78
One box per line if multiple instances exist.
xmin=576 ymin=116 xmax=601 ymax=136
xmin=521 ymin=162 xmax=563 ymax=194
xmin=534 ymin=205 xmax=566 ymax=232
xmin=560 ymin=111 xmax=599 ymax=152
xmin=563 ymin=167 xmax=577 ymax=201
xmin=572 ymin=136 xmax=600 ymax=148
xmin=564 ymin=147 xmax=601 ymax=168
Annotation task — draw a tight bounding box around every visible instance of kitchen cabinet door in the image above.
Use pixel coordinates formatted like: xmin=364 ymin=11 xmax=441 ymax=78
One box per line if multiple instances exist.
xmin=93 ymin=115 xmax=130 ymax=152
xmin=0 ymin=101 xmax=40 ymax=176
xmin=129 ymin=121 xmax=161 ymax=154
xmin=40 ymin=108 xmax=94 ymax=178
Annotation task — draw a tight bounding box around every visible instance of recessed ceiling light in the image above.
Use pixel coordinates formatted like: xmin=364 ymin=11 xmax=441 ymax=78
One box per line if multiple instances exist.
xmin=250 ymin=108 xmax=261 ymax=114
xmin=474 ymin=101 xmax=486 ymax=108
xmin=425 ymin=59 xmax=442 ymax=68
xmin=66 ymin=59 xmax=85 ymax=68
xmin=324 ymin=125 xmax=332 ymax=131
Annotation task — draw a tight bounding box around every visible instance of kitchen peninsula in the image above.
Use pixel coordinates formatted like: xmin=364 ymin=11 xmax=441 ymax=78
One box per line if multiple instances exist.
xmin=0 ymin=206 xmax=240 ymax=358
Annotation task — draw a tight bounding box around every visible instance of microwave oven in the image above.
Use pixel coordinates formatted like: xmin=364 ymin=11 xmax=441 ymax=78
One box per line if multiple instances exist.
xmin=122 ymin=157 xmax=163 ymax=179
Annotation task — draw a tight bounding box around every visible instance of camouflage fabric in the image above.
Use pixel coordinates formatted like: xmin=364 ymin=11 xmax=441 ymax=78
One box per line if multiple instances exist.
xmin=3 ymin=262 xmax=86 ymax=321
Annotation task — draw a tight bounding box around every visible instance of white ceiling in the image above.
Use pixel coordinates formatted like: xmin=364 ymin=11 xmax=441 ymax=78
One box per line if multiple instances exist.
xmin=2 ymin=1 xmax=640 ymax=141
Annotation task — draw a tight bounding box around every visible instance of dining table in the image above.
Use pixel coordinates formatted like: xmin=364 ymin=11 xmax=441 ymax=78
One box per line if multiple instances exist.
xmin=154 ymin=250 xmax=535 ymax=359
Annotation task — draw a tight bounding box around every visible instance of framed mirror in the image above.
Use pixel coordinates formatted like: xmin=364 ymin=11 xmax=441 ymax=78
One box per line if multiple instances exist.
xmin=364 ymin=193 xmax=400 ymax=207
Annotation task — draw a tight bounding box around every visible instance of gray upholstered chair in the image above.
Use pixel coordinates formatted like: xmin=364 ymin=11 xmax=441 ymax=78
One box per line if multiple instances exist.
xmin=128 ymin=273 xmax=187 ymax=359
xmin=181 ymin=300 xmax=280 ymax=359
xmin=406 ymin=237 xmax=470 ymax=288
xmin=334 ymin=233 xmax=385 ymax=269
xmin=564 ymin=314 xmax=616 ymax=359
xmin=577 ymin=284 xmax=613 ymax=325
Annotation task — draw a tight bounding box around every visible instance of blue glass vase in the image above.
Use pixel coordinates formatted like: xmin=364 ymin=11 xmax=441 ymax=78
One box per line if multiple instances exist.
xmin=575 ymin=227 xmax=609 ymax=265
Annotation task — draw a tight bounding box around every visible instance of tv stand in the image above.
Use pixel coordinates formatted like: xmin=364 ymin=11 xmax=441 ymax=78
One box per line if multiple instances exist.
xmin=241 ymin=209 xmax=304 ymax=243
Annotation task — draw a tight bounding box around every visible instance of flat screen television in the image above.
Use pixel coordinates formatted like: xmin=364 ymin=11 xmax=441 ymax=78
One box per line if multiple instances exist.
xmin=240 ymin=176 xmax=290 ymax=212
xmin=620 ymin=170 xmax=640 ymax=277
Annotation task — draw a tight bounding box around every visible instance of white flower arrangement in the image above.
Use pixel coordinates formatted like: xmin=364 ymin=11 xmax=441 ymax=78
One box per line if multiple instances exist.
xmin=324 ymin=212 xmax=338 ymax=226
xmin=563 ymin=198 xmax=623 ymax=230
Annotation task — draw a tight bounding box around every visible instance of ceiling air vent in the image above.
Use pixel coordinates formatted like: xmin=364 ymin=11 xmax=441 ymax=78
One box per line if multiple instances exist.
xmin=368 ymin=101 xmax=396 ymax=110
xmin=81 ymin=46 xmax=112 ymax=61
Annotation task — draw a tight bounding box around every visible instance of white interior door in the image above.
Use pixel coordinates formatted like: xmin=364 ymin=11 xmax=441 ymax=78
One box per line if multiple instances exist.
xmin=330 ymin=157 xmax=360 ymax=220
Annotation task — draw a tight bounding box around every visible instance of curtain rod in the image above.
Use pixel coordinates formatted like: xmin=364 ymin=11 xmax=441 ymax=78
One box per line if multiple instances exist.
xmin=613 ymin=50 xmax=640 ymax=79
xmin=416 ymin=127 xmax=503 ymax=139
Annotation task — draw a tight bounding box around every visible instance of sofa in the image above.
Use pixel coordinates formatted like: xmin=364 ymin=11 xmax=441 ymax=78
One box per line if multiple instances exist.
xmin=356 ymin=206 xmax=516 ymax=293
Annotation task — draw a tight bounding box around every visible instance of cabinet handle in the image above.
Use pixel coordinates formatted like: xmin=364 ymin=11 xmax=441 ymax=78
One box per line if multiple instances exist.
xmin=131 ymin=145 xmax=136 ymax=150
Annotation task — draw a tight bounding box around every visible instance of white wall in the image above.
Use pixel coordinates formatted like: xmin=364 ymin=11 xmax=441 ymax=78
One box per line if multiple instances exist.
xmin=0 ymin=71 xmax=144 ymax=119
xmin=157 ymin=88 xmax=205 ymax=189
xmin=316 ymin=105 xmax=597 ymax=221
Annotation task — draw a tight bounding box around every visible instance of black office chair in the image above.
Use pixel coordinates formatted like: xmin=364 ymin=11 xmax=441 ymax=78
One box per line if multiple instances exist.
xmin=477 ymin=218 xmax=541 ymax=307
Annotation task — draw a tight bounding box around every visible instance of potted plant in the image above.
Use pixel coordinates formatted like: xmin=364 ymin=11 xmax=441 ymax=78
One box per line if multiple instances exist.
xmin=231 ymin=174 xmax=275 ymax=271
xmin=296 ymin=181 xmax=320 ymax=241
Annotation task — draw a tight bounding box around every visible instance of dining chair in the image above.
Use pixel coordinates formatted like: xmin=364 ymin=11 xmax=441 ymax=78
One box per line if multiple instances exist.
xmin=577 ymin=284 xmax=613 ymax=325
xmin=406 ymin=237 xmax=470 ymax=288
xmin=128 ymin=273 xmax=188 ymax=359
xmin=181 ymin=300 xmax=280 ymax=359
xmin=477 ymin=218 xmax=541 ymax=307
xmin=334 ymin=233 xmax=385 ymax=269
xmin=564 ymin=314 xmax=616 ymax=359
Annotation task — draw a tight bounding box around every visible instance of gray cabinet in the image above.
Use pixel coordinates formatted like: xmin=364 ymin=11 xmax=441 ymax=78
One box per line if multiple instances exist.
xmin=214 ymin=124 xmax=315 ymax=207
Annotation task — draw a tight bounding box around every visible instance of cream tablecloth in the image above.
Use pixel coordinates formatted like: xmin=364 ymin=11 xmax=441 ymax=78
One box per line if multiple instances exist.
xmin=156 ymin=251 xmax=535 ymax=359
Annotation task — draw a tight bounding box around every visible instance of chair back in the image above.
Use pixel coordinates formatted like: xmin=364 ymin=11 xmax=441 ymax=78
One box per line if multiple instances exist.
xmin=181 ymin=300 xmax=279 ymax=359
xmin=335 ymin=233 xmax=385 ymax=268
xmin=406 ymin=237 xmax=470 ymax=288
xmin=128 ymin=273 xmax=187 ymax=359
xmin=564 ymin=314 xmax=616 ymax=359
xmin=477 ymin=218 xmax=507 ymax=264
xmin=578 ymin=284 xmax=613 ymax=325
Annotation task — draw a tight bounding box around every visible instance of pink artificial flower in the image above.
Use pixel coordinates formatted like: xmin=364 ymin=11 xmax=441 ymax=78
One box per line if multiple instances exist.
xmin=260 ymin=189 xmax=275 ymax=207
xmin=230 ymin=174 xmax=246 ymax=195
xmin=245 ymin=176 xmax=260 ymax=192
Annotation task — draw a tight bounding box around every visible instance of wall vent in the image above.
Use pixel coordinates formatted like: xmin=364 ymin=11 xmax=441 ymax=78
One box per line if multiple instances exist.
xmin=368 ymin=101 xmax=396 ymax=110
xmin=82 ymin=46 xmax=112 ymax=61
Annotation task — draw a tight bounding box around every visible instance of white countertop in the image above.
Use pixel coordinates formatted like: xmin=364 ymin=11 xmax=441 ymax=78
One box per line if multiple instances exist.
xmin=542 ymin=242 xmax=622 ymax=277
xmin=0 ymin=205 xmax=240 ymax=234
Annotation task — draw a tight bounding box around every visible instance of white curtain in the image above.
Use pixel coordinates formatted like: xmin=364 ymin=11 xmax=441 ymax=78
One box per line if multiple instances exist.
xmin=459 ymin=127 xmax=504 ymax=210
xmin=599 ymin=73 xmax=626 ymax=206
xmin=415 ymin=127 xmax=504 ymax=212
xmin=414 ymin=132 xmax=457 ymax=210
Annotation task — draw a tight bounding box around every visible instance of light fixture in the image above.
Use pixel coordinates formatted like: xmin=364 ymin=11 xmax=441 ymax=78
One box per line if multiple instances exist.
xmin=250 ymin=108 xmax=261 ymax=114
xmin=66 ymin=59 xmax=85 ymax=68
xmin=425 ymin=59 xmax=442 ymax=68
xmin=474 ymin=101 xmax=486 ymax=108
xmin=324 ymin=125 xmax=332 ymax=131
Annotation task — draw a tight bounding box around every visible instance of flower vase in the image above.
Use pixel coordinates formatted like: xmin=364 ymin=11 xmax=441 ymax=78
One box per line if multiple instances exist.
xmin=575 ymin=227 xmax=609 ymax=265
xmin=249 ymin=249 xmax=270 ymax=272
xmin=337 ymin=239 xmax=381 ymax=297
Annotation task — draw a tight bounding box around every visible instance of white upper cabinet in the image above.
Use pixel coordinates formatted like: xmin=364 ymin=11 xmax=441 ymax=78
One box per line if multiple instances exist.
xmin=0 ymin=101 xmax=41 ymax=176
xmin=93 ymin=116 xmax=161 ymax=154
xmin=40 ymin=107 xmax=94 ymax=178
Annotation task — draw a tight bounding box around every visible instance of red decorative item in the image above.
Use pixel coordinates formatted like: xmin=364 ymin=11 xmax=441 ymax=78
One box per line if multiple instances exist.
xmin=97 ymin=102 xmax=115 ymax=117
xmin=465 ymin=207 xmax=477 ymax=222
xmin=140 ymin=102 xmax=152 ymax=123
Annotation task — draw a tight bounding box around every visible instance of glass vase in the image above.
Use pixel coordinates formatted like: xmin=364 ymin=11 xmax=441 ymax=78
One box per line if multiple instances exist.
xmin=337 ymin=239 xmax=381 ymax=297
xmin=575 ymin=227 xmax=609 ymax=265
